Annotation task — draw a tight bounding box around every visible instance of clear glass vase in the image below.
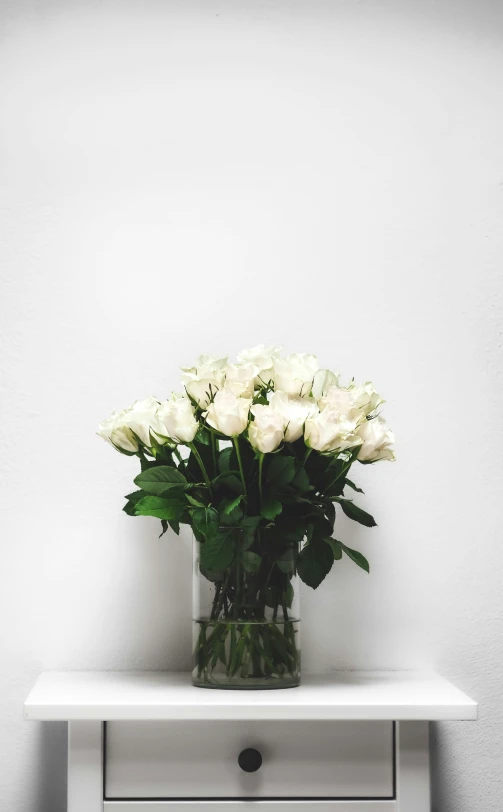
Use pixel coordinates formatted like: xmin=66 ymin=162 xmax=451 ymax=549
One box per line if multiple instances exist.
xmin=192 ymin=529 xmax=300 ymax=689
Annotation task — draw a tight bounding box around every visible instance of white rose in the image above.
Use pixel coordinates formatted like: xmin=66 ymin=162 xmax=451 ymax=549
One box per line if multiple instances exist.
xmin=97 ymin=409 xmax=139 ymax=454
xmin=156 ymin=394 xmax=199 ymax=444
xmin=120 ymin=396 xmax=167 ymax=447
xmin=181 ymin=354 xmax=227 ymax=408
xmin=349 ymin=381 xmax=385 ymax=416
xmin=273 ymin=353 xmax=319 ymax=397
xmin=311 ymin=368 xmax=339 ymax=400
xmin=237 ymin=344 xmax=282 ymax=387
xmin=204 ymin=390 xmax=252 ymax=437
xmin=182 ymin=354 xmax=228 ymax=373
xmin=304 ymin=407 xmax=362 ymax=454
xmin=269 ymin=390 xmax=319 ymax=442
xmin=248 ymin=404 xmax=285 ymax=453
xmin=223 ymin=362 xmax=259 ymax=398
xmin=356 ymin=417 xmax=395 ymax=462
xmin=318 ymin=385 xmax=366 ymax=426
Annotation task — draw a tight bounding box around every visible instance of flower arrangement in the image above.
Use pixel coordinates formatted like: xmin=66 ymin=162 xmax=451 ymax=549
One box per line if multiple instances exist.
xmin=99 ymin=345 xmax=394 ymax=688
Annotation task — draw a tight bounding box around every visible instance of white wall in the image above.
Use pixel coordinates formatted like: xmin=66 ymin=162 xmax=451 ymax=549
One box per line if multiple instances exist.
xmin=1 ymin=0 xmax=502 ymax=809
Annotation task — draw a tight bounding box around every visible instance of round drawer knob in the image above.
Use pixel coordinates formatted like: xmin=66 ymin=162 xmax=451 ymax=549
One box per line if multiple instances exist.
xmin=238 ymin=747 xmax=262 ymax=773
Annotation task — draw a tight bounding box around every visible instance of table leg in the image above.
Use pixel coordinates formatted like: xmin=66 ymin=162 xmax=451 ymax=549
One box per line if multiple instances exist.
xmin=68 ymin=721 xmax=103 ymax=812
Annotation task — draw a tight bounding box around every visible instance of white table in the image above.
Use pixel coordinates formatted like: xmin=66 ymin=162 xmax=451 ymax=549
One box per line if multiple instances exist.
xmin=24 ymin=671 xmax=477 ymax=812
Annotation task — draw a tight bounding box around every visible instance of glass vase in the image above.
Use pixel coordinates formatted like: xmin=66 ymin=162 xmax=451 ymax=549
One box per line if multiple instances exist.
xmin=192 ymin=528 xmax=300 ymax=689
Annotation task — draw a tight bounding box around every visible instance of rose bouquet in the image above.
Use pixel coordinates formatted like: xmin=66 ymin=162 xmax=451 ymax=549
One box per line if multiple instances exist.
xmin=99 ymin=346 xmax=394 ymax=689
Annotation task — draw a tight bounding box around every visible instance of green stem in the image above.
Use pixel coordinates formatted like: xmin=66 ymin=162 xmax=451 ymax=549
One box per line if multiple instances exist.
xmin=302 ymin=447 xmax=313 ymax=466
xmin=324 ymin=457 xmax=352 ymax=495
xmin=258 ymin=452 xmax=264 ymax=504
xmin=233 ymin=437 xmax=248 ymax=504
xmin=210 ymin=432 xmax=218 ymax=476
xmin=188 ymin=443 xmax=213 ymax=497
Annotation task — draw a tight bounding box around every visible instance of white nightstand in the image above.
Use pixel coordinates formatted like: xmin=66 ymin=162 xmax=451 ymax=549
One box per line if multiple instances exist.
xmin=24 ymin=671 xmax=476 ymax=812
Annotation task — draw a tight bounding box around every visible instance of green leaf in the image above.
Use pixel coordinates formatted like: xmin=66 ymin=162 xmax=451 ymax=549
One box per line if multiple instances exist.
xmin=123 ymin=490 xmax=146 ymax=515
xmin=192 ymin=506 xmax=219 ymax=538
xmin=338 ymin=499 xmax=377 ymax=527
xmin=283 ymin=581 xmax=294 ymax=608
xmin=241 ymin=516 xmax=262 ymax=529
xmin=134 ymin=465 xmax=187 ymax=496
xmin=169 ymin=520 xmax=180 ymax=536
xmin=323 ymin=500 xmax=336 ymax=526
xmin=291 ymin=466 xmax=310 ymax=493
xmin=240 ymin=515 xmax=261 ymax=547
xmin=242 ymin=551 xmax=261 ymax=572
xmin=212 ymin=473 xmax=243 ymax=494
xmin=124 ymin=490 xmax=145 ymax=503
xmin=345 ymin=478 xmax=364 ymax=494
xmin=186 ymin=494 xmax=206 ymax=508
xmin=267 ymin=456 xmax=296 ymax=487
xmin=323 ymin=537 xmax=342 ymax=560
xmin=134 ymin=495 xmax=185 ymax=520
xmin=297 ymin=538 xmax=334 ymax=588
xmin=195 ymin=426 xmax=211 ymax=445
xmin=199 ymin=566 xmax=224 ymax=583
xmin=336 ymin=540 xmax=370 ymax=572
xmin=275 ymin=517 xmax=305 ymax=543
xmin=220 ymin=505 xmax=244 ymax=525
xmin=261 ymin=497 xmax=282 ymax=520
xmin=222 ymin=495 xmax=243 ymax=515
xmin=200 ymin=529 xmax=235 ymax=570
xmin=276 ymin=547 xmax=297 ymax=574
xmin=217 ymin=446 xmax=234 ymax=474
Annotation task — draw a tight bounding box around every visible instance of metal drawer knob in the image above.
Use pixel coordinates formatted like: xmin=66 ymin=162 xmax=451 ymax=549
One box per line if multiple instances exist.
xmin=238 ymin=747 xmax=262 ymax=772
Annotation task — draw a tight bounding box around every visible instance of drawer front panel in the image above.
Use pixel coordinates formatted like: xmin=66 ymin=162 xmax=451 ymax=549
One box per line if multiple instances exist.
xmin=105 ymin=720 xmax=394 ymax=800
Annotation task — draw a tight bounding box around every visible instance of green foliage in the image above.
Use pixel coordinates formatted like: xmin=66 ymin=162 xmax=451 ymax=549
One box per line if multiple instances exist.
xmin=200 ymin=528 xmax=235 ymax=570
xmin=261 ymin=497 xmax=282 ymax=520
xmin=323 ymin=537 xmax=343 ymax=560
xmin=297 ymin=537 xmax=334 ymax=588
xmin=222 ymin=495 xmax=243 ymax=515
xmin=133 ymin=495 xmax=186 ymax=520
xmin=123 ymin=490 xmax=146 ymax=515
xmin=267 ymin=455 xmax=296 ymax=487
xmin=134 ymin=465 xmax=187 ymax=496
xmin=344 ymin=478 xmax=364 ymax=494
xmin=192 ymin=506 xmax=219 ymax=539
xmin=217 ymin=446 xmax=235 ymax=473
xmin=122 ymin=420 xmax=379 ymax=590
xmin=336 ymin=498 xmax=377 ymax=527
xmin=276 ymin=546 xmax=297 ymax=574
xmin=241 ymin=551 xmax=261 ymax=572
xmin=332 ymin=539 xmax=370 ymax=572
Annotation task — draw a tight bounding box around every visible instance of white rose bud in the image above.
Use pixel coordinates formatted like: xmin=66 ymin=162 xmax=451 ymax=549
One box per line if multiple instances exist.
xmin=237 ymin=344 xmax=282 ymax=387
xmin=304 ymin=407 xmax=362 ymax=454
xmin=311 ymin=368 xmax=340 ymax=400
xmin=223 ymin=362 xmax=259 ymax=398
xmin=356 ymin=417 xmax=395 ymax=462
xmin=98 ymin=409 xmax=139 ymax=454
xmin=273 ymin=352 xmax=319 ymax=397
xmin=249 ymin=404 xmax=285 ymax=453
xmin=121 ymin=396 xmax=165 ymax=448
xmin=156 ymin=394 xmax=199 ymax=444
xmin=269 ymin=390 xmax=319 ymax=442
xmin=349 ymin=381 xmax=385 ymax=416
xmin=204 ymin=390 xmax=252 ymax=437
xmin=181 ymin=354 xmax=227 ymax=408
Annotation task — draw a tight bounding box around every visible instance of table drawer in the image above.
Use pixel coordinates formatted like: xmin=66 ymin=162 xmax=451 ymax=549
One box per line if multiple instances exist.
xmin=105 ymin=720 xmax=394 ymax=800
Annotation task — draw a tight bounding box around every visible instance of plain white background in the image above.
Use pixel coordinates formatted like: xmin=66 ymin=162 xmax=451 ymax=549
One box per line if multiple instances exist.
xmin=1 ymin=0 xmax=502 ymax=809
